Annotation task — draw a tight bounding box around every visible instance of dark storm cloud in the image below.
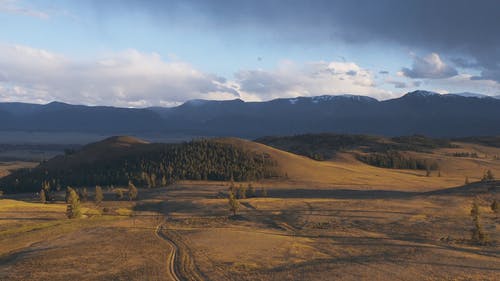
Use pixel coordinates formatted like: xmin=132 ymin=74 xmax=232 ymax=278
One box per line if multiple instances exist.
xmin=402 ymin=53 xmax=458 ymax=79
xmin=92 ymin=0 xmax=500 ymax=82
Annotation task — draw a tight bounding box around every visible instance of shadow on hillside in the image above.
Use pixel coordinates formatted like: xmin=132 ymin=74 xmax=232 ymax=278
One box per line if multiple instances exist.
xmin=268 ymin=189 xmax=419 ymax=199
xmin=268 ymin=181 xmax=499 ymax=199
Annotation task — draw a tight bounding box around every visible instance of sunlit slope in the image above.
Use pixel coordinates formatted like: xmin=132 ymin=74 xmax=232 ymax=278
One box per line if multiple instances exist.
xmin=218 ymin=138 xmax=500 ymax=191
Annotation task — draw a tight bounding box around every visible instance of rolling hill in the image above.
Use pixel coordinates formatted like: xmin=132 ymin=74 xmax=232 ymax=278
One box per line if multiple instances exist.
xmin=3 ymin=134 xmax=500 ymax=193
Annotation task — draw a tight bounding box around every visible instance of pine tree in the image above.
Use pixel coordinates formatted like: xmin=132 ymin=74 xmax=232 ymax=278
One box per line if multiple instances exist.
xmin=115 ymin=188 xmax=124 ymax=200
xmin=482 ymin=170 xmax=495 ymax=182
xmin=426 ymin=166 xmax=431 ymax=177
xmin=470 ymin=199 xmax=489 ymax=245
xmin=246 ymin=183 xmax=255 ymax=198
xmin=128 ymin=181 xmax=138 ymax=201
xmin=39 ymin=189 xmax=46 ymax=204
xmin=66 ymin=187 xmax=81 ymax=219
xmin=491 ymin=200 xmax=499 ymax=214
xmin=260 ymin=187 xmax=268 ymax=197
xmin=65 ymin=186 xmax=71 ymax=203
xmin=80 ymin=187 xmax=88 ymax=202
xmin=228 ymin=189 xmax=239 ymax=216
xmin=238 ymin=185 xmax=247 ymax=199
xmin=95 ymin=185 xmax=103 ymax=205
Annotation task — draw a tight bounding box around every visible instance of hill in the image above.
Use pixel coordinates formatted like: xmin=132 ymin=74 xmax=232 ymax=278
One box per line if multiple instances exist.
xmin=2 ymin=90 xmax=500 ymax=138
xmin=0 ymin=137 xmax=280 ymax=193
xmin=2 ymin=134 xmax=500 ymax=194
xmin=188 ymin=137 xmax=500 ymax=191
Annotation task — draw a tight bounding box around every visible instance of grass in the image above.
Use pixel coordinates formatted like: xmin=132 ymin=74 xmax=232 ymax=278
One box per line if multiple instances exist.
xmin=221 ymin=138 xmax=500 ymax=191
xmin=1 ymin=138 xmax=500 ymax=280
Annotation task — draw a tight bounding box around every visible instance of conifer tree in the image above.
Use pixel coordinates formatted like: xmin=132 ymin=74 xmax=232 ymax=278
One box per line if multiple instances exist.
xmin=39 ymin=189 xmax=46 ymax=204
xmin=238 ymin=185 xmax=247 ymax=199
xmin=482 ymin=170 xmax=495 ymax=182
xmin=95 ymin=185 xmax=103 ymax=205
xmin=260 ymin=187 xmax=268 ymax=197
xmin=470 ymin=199 xmax=488 ymax=245
xmin=246 ymin=183 xmax=255 ymax=198
xmin=228 ymin=189 xmax=239 ymax=216
xmin=115 ymin=188 xmax=124 ymax=200
xmin=80 ymin=187 xmax=88 ymax=202
xmin=128 ymin=181 xmax=138 ymax=201
xmin=66 ymin=187 xmax=81 ymax=219
xmin=491 ymin=200 xmax=499 ymax=214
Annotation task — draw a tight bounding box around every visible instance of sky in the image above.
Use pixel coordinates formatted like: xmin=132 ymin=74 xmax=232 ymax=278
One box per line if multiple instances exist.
xmin=1 ymin=0 xmax=500 ymax=107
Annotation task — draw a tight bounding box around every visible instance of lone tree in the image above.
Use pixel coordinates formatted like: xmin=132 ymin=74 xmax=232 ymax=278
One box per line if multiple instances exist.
xmin=39 ymin=188 xmax=46 ymax=204
xmin=95 ymin=185 xmax=103 ymax=205
xmin=238 ymin=185 xmax=247 ymax=199
xmin=260 ymin=187 xmax=268 ymax=197
xmin=66 ymin=187 xmax=81 ymax=219
xmin=246 ymin=183 xmax=255 ymax=198
xmin=228 ymin=189 xmax=239 ymax=216
xmin=115 ymin=188 xmax=124 ymax=200
xmin=470 ymin=199 xmax=489 ymax=245
xmin=482 ymin=170 xmax=495 ymax=182
xmin=80 ymin=187 xmax=88 ymax=202
xmin=128 ymin=181 xmax=138 ymax=201
xmin=465 ymin=176 xmax=470 ymax=185
xmin=491 ymin=200 xmax=499 ymax=214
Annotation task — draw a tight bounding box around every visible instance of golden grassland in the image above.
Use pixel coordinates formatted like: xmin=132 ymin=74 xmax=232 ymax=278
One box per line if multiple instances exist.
xmin=0 ymin=161 xmax=37 ymax=178
xmin=220 ymin=138 xmax=500 ymax=191
xmin=1 ymin=139 xmax=500 ymax=280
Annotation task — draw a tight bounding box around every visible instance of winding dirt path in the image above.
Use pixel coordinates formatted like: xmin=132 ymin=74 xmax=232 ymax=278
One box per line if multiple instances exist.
xmin=155 ymin=224 xmax=182 ymax=281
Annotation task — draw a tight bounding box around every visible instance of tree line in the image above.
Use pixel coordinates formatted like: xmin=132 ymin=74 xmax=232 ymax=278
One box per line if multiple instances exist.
xmin=356 ymin=151 xmax=439 ymax=171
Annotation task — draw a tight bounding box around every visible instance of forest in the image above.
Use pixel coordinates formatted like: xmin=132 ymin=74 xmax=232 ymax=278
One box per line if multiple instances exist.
xmin=0 ymin=140 xmax=280 ymax=193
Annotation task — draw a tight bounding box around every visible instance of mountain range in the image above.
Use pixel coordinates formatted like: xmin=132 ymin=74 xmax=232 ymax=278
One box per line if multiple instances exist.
xmin=1 ymin=90 xmax=500 ymax=138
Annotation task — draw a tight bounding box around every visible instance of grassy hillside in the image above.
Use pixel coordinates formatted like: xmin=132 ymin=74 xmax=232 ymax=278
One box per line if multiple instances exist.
xmin=226 ymin=137 xmax=500 ymax=191
xmin=0 ymin=136 xmax=280 ymax=193
xmin=255 ymin=134 xmax=454 ymax=160
xmin=2 ymin=135 xmax=500 ymax=194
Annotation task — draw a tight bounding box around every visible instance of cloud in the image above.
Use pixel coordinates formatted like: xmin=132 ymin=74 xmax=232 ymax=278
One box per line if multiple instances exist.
xmin=234 ymin=60 xmax=390 ymax=100
xmin=0 ymin=0 xmax=49 ymax=19
xmin=402 ymin=53 xmax=458 ymax=79
xmin=88 ymin=1 xmax=500 ymax=83
xmin=0 ymin=44 xmax=239 ymax=107
xmin=419 ymin=74 xmax=500 ymax=97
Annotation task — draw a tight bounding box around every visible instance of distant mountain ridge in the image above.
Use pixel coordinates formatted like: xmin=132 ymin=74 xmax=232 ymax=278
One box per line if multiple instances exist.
xmin=1 ymin=90 xmax=500 ymax=137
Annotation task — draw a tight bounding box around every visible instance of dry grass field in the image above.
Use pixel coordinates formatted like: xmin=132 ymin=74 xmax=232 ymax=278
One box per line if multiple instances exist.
xmin=0 ymin=161 xmax=37 ymax=178
xmin=1 ymin=139 xmax=499 ymax=280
